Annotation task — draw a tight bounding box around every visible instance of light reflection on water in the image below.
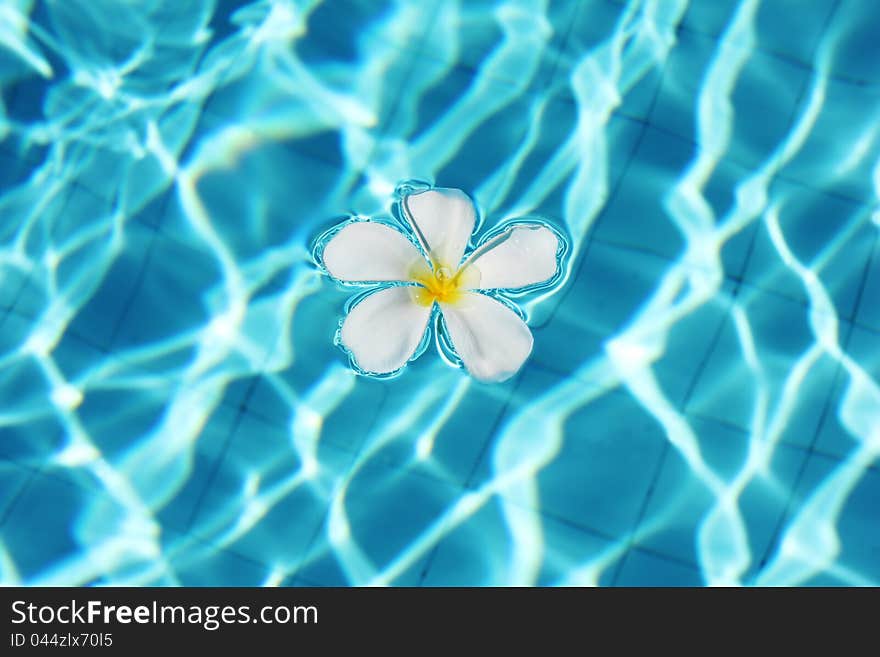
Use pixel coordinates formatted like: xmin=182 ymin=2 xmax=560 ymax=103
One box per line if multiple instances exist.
xmin=0 ymin=0 xmax=878 ymax=586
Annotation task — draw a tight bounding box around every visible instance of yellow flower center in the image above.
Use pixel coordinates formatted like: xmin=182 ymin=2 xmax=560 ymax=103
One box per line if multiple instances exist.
xmin=411 ymin=262 xmax=476 ymax=306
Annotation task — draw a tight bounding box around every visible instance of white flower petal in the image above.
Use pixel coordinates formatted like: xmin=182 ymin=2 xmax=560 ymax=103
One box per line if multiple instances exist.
xmin=464 ymin=225 xmax=560 ymax=290
xmin=340 ymin=286 xmax=432 ymax=374
xmin=322 ymin=222 xmax=425 ymax=283
xmin=439 ymin=292 xmax=533 ymax=382
xmin=403 ymin=188 xmax=476 ymax=269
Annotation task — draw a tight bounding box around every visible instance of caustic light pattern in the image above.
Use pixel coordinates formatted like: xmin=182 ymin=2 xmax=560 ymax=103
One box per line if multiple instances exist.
xmin=316 ymin=186 xmax=564 ymax=382
xmin=0 ymin=0 xmax=879 ymax=588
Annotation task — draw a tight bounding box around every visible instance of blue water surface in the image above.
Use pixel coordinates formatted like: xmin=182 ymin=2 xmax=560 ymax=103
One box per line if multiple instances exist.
xmin=0 ymin=0 xmax=878 ymax=586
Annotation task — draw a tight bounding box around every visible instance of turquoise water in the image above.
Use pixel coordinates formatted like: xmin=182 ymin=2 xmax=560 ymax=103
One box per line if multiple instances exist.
xmin=0 ymin=0 xmax=878 ymax=586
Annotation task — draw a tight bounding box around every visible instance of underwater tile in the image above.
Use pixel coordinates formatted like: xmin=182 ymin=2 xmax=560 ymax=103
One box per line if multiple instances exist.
xmin=464 ymin=363 xmax=568 ymax=490
xmin=723 ymin=52 xmax=809 ymax=172
xmin=800 ymin=571 xmax=856 ymax=586
xmin=186 ymin=410 xmax=353 ymax=572
xmin=1 ymin=0 xmax=878 ymax=590
xmin=844 ymin=322 xmax=880 ymax=380
xmin=682 ymin=0 xmax=835 ymax=68
xmin=248 ymin=290 xmax=357 ymax=401
xmin=246 ymin=282 xmax=392 ymax=451
xmin=0 ymin=311 xmax=38 ymax=363
xmin=60 ymin=145 xmax=132 ymax=206
xmin=686 ymin=288 xmax=843 ymax=439
xmin=530 ymin=239 xmax=672 ymax=377
xmin=591 ymin=127 xmax=696 ymax=259
xmin=0 ymin=474 xmax=78 ymax=581
xmin=0 ymin=415 xmax=65 ymax=470
xmin=296 ymin=447 xmax=482 ymax=586
xmin=645 ymin=29 xmax=724 ymax=142
xmin=634 ymin=415 xmax=755 ymax=570
xmin=692 ymin=158 xmax=760 ymax=277
xmin=527 ymin=303 xmax=605 ymax=381
xmin=107 ymin=298 xmax=210 ymax=374
xmin=521 ymin=388 xmax=668 ymax=539
xmin=531 ymin=242 xmax=733 ymax=407
xmin=34 ymin=1 xmax=148 ymax=70
xmin=814 ymin=325 xmax=880 ymax=460
xmin=0 ymin=150 xmax=41 ymax=195
xmin=654 ymin=280 xmax=737 ymax=407
xmin=380 ymin=63 xmax=550 ymax=192
xmin=57 ymin=239 xmax=158 ymax=344
xmin=3 ymin=60 xmax=60 ymax=128
xmin=244 ymin=368 xmax=388 ymax=456
xmin=422 ymin=498 xmax=611 ymax=586
xmin=0 ymin=264 xmax=47 ymax=327
xmin=295 ymin=524 xmax=429 ymax=587
xmin=828 ymin=4 xmax=880 ymax=84
xmin=682 ymin=286 xmax=845 ymax=455
xmin=780 ymin=77 xmax=880 ymax=204
xmin=73 ymin=379 xmax=200 ymax=467
xmin=298 ymin=459 xmax=463 ymax=586
xmin=15 ymin=464 xmax=200 ymax=585
xmin=814 ymin=455 xmax=880 ymax=584
xmin=559 ymin=0 xmax=635 ymax=65
xmin=0 ymin=461 xmax=36 ymax=527
xmin=628 ymin=440 xmax=813 ymax=583
xmin=611 ymin=549 xmax=703 ymax=586
xmin=397 ymin=77 xmax=536 ymax=196
xmin=0 ymin=359 xmax=65 ymax=465
xmin=297 ymin=0 xmax=437 ymax=65
xmin=361 ymin=366 xmax=516 ymax=488
xmin=125 ymin=183 xmax=174 ymax=231
xmin=498 ymin=361 xmax=568 ymax=412
xmin=194 ymin=146 xmax=341 ymax=262
xmin=0 ymin=470 xmax=131 ymax=583
xmin=11 ymin=174 xmax=91 ymax=259
xmin=170 ymin=553 xmax=270 ymax=587
xmin=63 ymin=220 xmax=157 ymax=351
xmin=646 ymin=26 xmax=809 ymax=170
xmin=535 ymin=515 xmax=616 ymax=586
xmin=813 ymin=407 xmax=858 ymax=465
xmin=201 ymin=31 xmax=415 ymax=170
xmin=486 ymin=105 xmax=644 ymax=243
xmin=854 ymin=241 xmax=880 ymax=332
xmin=613 ymin=70 xmax=664 ymax=125
xmin=431 ymin=78 xmax=551 ymax=197
xmin=48 ymin=183 xmax=113 ymax=247
xmin=753 ymin=0 xmax=836 ymax=66
xmin=556 ymin=1 xmax=665 ymax=121
xmin=150 ymin=403 xmax=242 ymax=532
xmin=109 ymin=235 xmax=223 ymax=354
xmin=216 ymin=375 xmax=261 ymax=416
xmin=739 ymin=181 xmax=874 ymax=322
xmin=720 ymin=218 xmax=762 ymax=280
xmin=679 ymin=1 xmax=738 ymax=39
xmin=420 ymin=0 xmax=570 ymax=91
xmin=51 ymin=328 xmax=108 ymax=384
xmin=5 ymin=289 xmax=50 ymax=338
xmin=163 ymin=534 xmax=270 ymax=587
xmin=743 ymin=444 xmax=825 ymax=580
xmin=762 ymin=451 xmax=880 ymax=585
xmin=290 ymin=541 xmax=351 ymax=586
xmin=772 ymin=351 xmax=842 ymax=451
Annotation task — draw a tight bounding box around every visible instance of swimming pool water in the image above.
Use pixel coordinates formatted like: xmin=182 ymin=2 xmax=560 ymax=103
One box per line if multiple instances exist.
xmin=0 ymin=0 xmax=878 ymax=586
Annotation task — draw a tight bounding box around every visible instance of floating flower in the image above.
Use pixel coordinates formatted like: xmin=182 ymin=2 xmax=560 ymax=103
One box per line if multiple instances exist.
xmin=315 ymin=186 xmax=564 ymax=382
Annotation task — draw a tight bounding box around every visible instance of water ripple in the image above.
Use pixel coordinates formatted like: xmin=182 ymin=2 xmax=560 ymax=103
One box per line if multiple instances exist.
xmin=0 ymin=0 xmax=877 ymax=586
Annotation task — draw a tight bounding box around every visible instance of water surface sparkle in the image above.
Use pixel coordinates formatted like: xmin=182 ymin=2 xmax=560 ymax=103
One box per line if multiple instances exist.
xmin=0 ymin=0 xmax=878 ymax=586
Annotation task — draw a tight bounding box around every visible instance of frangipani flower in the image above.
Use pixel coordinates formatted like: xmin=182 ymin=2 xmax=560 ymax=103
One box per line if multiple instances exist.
xmin=316 ymin=186 xmax=564 ymax=382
